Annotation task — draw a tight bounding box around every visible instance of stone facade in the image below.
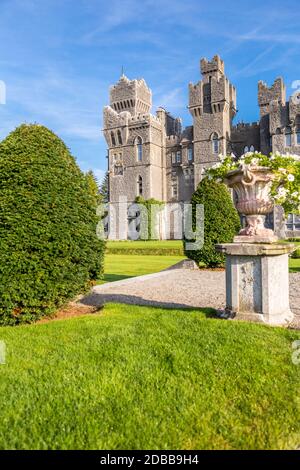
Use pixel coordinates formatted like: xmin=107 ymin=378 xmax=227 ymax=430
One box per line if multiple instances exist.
xmin=103 ymin=55 xmax=300 ymax=239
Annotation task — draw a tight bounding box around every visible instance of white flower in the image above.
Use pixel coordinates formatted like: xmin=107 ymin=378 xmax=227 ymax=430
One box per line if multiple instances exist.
xmin=287 ymin=174 xmax=295 ymax=182
xmin=277 ymin=187 xmax=288 ymax=196
xmin=211 ymin=162 xmax=221 ymax=169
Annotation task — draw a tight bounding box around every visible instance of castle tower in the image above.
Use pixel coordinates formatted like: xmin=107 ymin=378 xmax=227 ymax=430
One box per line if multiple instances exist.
xmin=188 ymin=55 xmax=237 ymax=186
xmin=103 ymin=74 xmax=166 ymax=238
xmin=258 ymin=78 xmax=286 ymax=154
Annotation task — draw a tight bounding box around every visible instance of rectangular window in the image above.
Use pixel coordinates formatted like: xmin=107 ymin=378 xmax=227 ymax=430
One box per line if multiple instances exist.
xmin=286 ymin=213 xmax=300 ymax=230
xmin=188 ymin=147 xmax=193 ymax=161
xmin=176 ymin=151 xmax=181 ymax=163
xmin=285 ymin=133 xmax=292 ymax=147
xmin=297 ymin=132 xmax=300 ymax=145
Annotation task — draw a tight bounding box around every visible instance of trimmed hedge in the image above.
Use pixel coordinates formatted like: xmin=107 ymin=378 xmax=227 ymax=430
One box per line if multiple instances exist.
xmin=0 ymin=124 xmax=105 ymax=325
xmin=184 ymin=178 xmax=241 ymax=267
xmin=107 ymin=247 xmax=184 ymax=256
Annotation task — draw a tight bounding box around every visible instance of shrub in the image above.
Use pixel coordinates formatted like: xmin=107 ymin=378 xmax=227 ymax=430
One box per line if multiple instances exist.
xmin=184 ymin=178 xmax=241 ymax=268
xmin=291 ymin=248 xmax=300 ymax=259
xmin=0 ymin=124 xmax=105 ymax=325
xmin=134 ymin=196 xmax=164 ymax=240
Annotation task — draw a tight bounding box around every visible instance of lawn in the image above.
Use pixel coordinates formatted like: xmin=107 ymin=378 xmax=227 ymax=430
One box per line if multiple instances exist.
xmin=0 ymin=303 xmax=299 ymax=450
xmin=289 ymin=257 xmax=300 ymax=272
xmin=100 ymin=254 xmax=185 ymax=283
xmin=100 ymin=240 xmax=299 ymax=284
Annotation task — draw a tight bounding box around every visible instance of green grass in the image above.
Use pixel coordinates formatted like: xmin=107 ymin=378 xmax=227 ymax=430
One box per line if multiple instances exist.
xmin=0 ymin=303 xmax=299 ymax=450
xmin=289 ymin=257 xmax=300 ymax=272
xmin=100 ymin=254 xmax=185 ymax=283
xmin=106 ymin=240 xmax=184 ymax=256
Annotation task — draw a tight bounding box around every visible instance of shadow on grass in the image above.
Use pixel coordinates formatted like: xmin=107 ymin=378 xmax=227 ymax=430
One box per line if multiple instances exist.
xmin=79 ymin=291 xmax=218 ymax=318
xmin=99 ymin=274 xmax=135 ymax=283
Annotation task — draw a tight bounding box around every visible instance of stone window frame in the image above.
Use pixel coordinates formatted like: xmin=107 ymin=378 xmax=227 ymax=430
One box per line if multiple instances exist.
xmin=286 ymin=213 xmax=300 ymax=231
xmin=135 ymin=136 xmax=143 ymax=162
xmin=285 ymin=126 xmax=292 ymax=147
xmin=211 ymin=132 xmax=219 ymax=154
xmin=137 ymin=175 xmax=143 ymax=196
xmin=171 ymin=182 xmax=178 ymax=198
xmin=111 ymin=131 xmax=116 ymax=147
xmin=117 ymin=129 xmax=123 ymax=145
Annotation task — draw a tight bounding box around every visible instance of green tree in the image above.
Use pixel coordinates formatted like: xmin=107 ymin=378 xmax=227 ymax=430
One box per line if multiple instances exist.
xmin=135 ymin=196 xmax=164 ymax=240
xmin=0 ymin=124 xmax=105 ymax=325
xmin=184 ymin=178 xmax=240 ymax=267
xmin=99 ymin=171 xmax=109 ymax=203
xmin=86 ymin=170 xmax=102 ymax=205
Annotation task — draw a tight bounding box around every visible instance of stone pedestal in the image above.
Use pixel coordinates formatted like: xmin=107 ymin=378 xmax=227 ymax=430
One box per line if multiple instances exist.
xmin=216 ymin=243 xmax=295 ymax=326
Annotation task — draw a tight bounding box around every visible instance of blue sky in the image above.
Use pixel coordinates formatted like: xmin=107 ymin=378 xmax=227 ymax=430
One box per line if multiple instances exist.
xmin=0 ymin=0 xmax=300 ymax=183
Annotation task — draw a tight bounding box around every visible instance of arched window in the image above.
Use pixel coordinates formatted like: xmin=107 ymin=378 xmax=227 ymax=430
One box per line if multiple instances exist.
xmin=111 ymin=131 xmax=116 ymax=147
xmin=250 ymin=145 xmax=255 ymax=152
xmin=212 ymin=133 xmax=219 ymax=154
xmin=285 ymin=126 xmax=292 ymax=147
xmin=243 ymin=146 xmax=249 ymax=153
xmin=137 ymin=176 xmax=143 ymax=196
xmin=135 ymin=136 xmax=143 ymax=161
xmin=117 ymin=130 xmax=122 ymax=145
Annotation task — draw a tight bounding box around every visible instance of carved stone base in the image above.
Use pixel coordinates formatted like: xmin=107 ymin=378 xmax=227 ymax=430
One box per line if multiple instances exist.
xmin=216 ymin=243 xmax=296 ymax=326
xmin=237 ymin=214 xmax=278 ymax=243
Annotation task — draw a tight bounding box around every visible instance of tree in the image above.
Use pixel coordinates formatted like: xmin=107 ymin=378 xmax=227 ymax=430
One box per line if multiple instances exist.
xmin=99 ymin=171 xmax=109 ymax=203
xmin=184 ymin=178 xmax=241 ymax=267
xmin=86 ymin=170 xmax=102 ymax=205
xmin=134 ymin=196 xmax=164 ymax=240
xmin=0 ymin=124 xmax=105 ymax=325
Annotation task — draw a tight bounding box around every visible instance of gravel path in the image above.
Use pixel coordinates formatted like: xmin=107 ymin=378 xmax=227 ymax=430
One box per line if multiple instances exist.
xmin=80 ymin=267 xmax=300 ymax=319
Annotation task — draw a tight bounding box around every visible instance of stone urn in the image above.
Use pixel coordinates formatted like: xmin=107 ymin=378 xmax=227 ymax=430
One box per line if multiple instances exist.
xmin=224 ymin=164 xmax=278 ymax=243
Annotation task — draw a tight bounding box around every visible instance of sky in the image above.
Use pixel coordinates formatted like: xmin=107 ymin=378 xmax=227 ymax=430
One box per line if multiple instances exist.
xmin=0 ymin=0 xmax=300 ymax=184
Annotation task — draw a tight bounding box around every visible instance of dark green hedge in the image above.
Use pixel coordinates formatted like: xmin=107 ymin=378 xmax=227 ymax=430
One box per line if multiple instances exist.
xmin=0 ymin=124 xmax=105 ymax=325
xmin=184 ymin=178 xmax=240 ymax=267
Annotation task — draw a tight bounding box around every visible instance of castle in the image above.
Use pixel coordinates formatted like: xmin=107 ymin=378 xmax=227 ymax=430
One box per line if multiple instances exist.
xmin=103 ymin=55 xmax=300 ymax=239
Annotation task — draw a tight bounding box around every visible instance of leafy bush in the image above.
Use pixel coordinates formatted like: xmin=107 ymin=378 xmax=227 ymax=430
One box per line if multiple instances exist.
xmin=291 ymin=248 xmax=300 ymax=259
xmin=134 ymin=196 xmax=164 ymax=240
xmin=0 ymin=124 xmax=105 ymax=325
xmin=184 ymin=178 xmax=240 ymax=267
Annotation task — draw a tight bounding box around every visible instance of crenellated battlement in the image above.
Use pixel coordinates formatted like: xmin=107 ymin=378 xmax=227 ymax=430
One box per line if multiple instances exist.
xmin=231 ymin=122 xmax=259 ymax=131
xmin=258 ymin=78 xmax=286 ymax=110
xmin=200 ymin=55 xmax=224 ymax=76
xmin=109 ymin=74 xmax=152 ymax=116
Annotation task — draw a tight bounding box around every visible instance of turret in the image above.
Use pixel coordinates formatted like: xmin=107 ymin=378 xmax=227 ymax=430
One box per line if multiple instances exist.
xmin=258 ymin=78 xmax=286 ymax=118
xmin=109 ymin=74 xmax=152 ymax=117
xmin=188 ymin=55 xmax=236 ymax=180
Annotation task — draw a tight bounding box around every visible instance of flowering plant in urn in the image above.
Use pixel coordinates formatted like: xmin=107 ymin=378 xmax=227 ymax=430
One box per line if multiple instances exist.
xmin=205 ymin=151 xmax=300 ymax=242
